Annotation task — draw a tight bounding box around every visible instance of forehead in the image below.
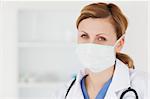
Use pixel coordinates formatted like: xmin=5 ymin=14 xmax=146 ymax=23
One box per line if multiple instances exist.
xmin=78 ymin=18 xmax=116 ymax=36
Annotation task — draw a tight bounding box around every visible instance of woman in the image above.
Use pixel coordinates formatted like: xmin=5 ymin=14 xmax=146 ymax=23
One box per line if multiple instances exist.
xmin=52 ymin=2 xmax=147 ymax=99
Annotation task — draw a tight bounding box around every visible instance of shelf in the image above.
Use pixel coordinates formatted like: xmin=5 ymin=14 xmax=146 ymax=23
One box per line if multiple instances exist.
xmin=19 ymin=82 xmax=66 ymax=88
xmin=18 ymin=42 xmax=76 ymax=48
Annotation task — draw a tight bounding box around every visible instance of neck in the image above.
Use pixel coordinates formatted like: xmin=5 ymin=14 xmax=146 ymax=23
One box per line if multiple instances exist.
xmin=86 ymin=65 xmax=115 ymax=84
xmin=85 ymin=65 xmax=115 ymax=98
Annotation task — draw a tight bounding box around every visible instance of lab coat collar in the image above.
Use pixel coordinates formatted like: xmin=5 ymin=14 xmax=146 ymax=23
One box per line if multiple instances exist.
xmin=66 ymin=59 xmax=131 ymax=98
xmin=77 ymin=59 xmax=130 ymax=92
xmin=105 ymin=59 xmax=131 ymax=96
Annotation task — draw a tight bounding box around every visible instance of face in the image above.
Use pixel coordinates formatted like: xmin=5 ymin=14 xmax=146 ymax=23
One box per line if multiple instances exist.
xmin=77 ymin=17 xmax=124 ymax=52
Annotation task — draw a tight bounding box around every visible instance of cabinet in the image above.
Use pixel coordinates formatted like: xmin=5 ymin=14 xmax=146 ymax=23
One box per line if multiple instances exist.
xmin=17 ymin=2 xmax=82 ymax=98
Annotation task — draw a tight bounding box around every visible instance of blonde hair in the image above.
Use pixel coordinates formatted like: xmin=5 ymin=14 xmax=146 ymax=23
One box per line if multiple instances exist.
xmin=76 ymin=2 xmax=134 ymax=68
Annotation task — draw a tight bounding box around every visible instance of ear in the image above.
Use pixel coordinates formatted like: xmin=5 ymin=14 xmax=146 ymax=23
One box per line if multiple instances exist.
xmin=115 ymin=38 xmax=125 ymax=52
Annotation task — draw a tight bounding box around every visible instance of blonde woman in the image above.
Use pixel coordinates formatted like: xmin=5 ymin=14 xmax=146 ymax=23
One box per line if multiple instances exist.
xmin=52 ymin=2 xmax=147 ymax=99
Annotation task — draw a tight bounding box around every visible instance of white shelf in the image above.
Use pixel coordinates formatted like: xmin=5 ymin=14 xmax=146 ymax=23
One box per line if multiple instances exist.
xmin=19 ymin=82 xmax=66 ymax=88
xmin=18 ymin=42 xmax=76 ymax=48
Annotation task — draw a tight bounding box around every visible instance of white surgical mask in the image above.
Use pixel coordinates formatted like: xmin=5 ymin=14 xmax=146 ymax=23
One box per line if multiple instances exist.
xmin=75 ymin=34 xmax=125 ymax=73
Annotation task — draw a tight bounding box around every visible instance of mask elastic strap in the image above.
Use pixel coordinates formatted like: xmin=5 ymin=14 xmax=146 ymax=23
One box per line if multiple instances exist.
xmin=114 ymin=34 xmax=125 ymax=47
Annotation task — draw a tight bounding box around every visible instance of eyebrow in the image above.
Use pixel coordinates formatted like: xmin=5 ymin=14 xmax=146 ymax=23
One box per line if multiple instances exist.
xmin=79 ymin=30 xmax=108 ymax=36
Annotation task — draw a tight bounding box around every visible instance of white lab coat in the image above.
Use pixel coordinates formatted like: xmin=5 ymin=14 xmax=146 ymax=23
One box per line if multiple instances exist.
xmin=51 ymin=59 xmax=148 ymax=99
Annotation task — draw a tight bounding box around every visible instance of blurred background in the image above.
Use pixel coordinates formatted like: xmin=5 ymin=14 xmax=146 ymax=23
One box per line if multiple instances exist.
xmin=0 ymin=1 xmax=148 ymax=99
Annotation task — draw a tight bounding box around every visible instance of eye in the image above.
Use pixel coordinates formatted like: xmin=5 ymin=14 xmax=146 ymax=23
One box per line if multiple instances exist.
xmin=80 ymin=34 xmax=89 ymax=39
xmin=97 ymin=36 xmax=107 ymax=41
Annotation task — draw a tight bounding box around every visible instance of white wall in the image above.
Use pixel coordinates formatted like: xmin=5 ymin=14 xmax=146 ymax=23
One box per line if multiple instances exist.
xmin=0 ymin=2 xmax=18 ymax=99
xmin=114 ymin=1 xmax=148 ymax=72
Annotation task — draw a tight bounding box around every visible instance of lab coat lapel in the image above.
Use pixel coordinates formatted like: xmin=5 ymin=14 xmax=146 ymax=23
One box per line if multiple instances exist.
xmin=66 ymin=69 xmax=85 ymax=99
xmin=105 ymin=59 xmax=131 ymax=99
xmin=67 ymin=59 xmax=131 ymax=99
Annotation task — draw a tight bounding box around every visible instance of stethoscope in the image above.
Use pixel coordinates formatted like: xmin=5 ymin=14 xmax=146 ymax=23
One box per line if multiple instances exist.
xmin=64 ymin=62 xmax=139 ymax=99
xmin=64 ymin=76 xmax=138 ymax=99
